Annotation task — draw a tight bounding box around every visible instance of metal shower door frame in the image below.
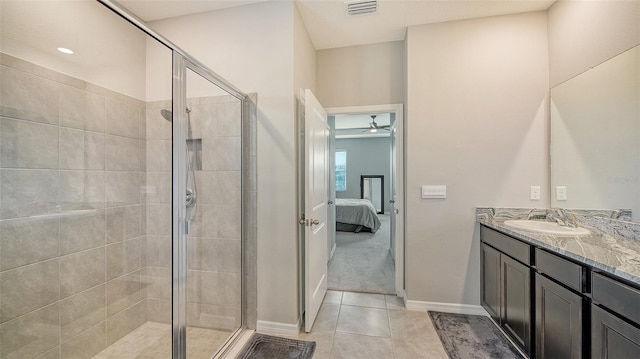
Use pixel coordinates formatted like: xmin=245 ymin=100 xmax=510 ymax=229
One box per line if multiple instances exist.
xmin=172 ymin=55 xmax=250 ymax=359
xmin=95 ymin=1 xmax=250 ymax=358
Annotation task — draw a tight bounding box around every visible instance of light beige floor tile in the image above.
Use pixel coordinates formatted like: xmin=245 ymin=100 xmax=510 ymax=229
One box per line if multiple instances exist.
xmin=331 ymin=333 xmax=394 ymax=359
xmin=311 ymin=303 xmax=341 ymax=333
xmin=324 ymin=290 xmax=343 ymax=304
xmin=90 ymin=322 xmax=230 ymax=359
xmin=342 ymin=292 xmax=386 ymax=309
xmin=385 ymin=295 xmax=405 ymax=310
xmin=297 ymin=331 xmax=334 ymax=359
xmin=393 ymin=337 xmax=448 ymax=359
xmin=336 ymin=305 xmax=390 ymax=337
xmin=387 ymin=309 xmax=432 ymax=338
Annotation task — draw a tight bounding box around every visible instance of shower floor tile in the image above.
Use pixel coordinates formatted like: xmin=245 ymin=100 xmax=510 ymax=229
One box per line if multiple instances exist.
xmin=92 ymin=321 xmax=233 ymax=359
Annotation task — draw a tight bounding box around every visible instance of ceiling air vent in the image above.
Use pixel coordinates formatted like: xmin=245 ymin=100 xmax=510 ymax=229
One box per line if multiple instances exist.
xmin=346 ymin=0 xmax=378 ymax=16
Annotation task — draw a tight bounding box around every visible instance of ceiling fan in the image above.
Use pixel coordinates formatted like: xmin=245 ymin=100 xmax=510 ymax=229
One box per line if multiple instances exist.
xmin=361 ymin=115 xmax=390 ymax=133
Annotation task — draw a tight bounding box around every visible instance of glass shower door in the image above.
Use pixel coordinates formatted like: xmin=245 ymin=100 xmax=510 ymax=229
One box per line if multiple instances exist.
xmin=172 ymin=58 xmax=243 ymax=359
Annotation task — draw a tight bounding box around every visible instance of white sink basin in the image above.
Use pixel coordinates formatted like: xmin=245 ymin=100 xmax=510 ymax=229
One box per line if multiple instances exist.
xmin=503 ymin=220 xmax=590 ymax=236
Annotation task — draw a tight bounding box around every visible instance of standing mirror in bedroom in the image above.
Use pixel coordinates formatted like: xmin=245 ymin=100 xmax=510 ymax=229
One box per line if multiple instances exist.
xmin=361 ymin=175 xmax=384 ymax=214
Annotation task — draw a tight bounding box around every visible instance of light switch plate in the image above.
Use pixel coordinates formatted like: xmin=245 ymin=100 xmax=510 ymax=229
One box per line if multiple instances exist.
xmin=530 ymin=186 xmax=541 ymax=200
xmin=556 ymin=186 xmax=567 ymax=201
xmin=422 ymin=185 xmax=446 ymax=199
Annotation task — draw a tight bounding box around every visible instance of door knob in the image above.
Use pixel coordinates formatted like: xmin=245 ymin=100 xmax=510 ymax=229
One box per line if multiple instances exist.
xmin=328 ymin=200 xmax=334 ymax=205
xmin=311 ymin=219 xmax=320 ymax=225
xmin=389 ymin=200 xmax=395 ymax=204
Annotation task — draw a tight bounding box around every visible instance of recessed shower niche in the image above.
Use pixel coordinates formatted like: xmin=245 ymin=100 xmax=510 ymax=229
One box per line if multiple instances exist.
xmin=187 ymin=138 xmax=203 ymax=171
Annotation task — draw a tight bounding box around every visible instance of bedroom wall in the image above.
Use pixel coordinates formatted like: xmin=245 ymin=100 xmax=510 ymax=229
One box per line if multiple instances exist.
xmin=405 ymin=11 xmax=549 ymax=306
xmin=316 ymin=41 xmax=405 ymax=108
xmin=335 ymin=137 xmax=392 ymax=214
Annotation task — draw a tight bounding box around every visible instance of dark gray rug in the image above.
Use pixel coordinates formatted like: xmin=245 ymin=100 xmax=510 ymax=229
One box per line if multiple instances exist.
xmin=237 ymin=333 xmax=315 ymax=359
xmin=429 ymin=311 xmax=524 ymax=359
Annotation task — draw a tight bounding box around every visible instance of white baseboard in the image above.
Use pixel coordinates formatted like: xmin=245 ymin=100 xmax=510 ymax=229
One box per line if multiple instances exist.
xmin=256 ymin=320 xmax=300 ymax=336
xmin=405 ymin=300 xmax=489 ymax=316
xmin=329 ymin=243 xmax=336 ymax=261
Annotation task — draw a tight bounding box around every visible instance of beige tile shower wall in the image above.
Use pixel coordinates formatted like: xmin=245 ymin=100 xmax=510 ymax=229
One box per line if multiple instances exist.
xmin=144 ymin=95 xmax=243 ymax=331
xmin=0 ymin=53 xmax=147 ymax=359
xmin=143 ymin=99 xmax=173 ymax=325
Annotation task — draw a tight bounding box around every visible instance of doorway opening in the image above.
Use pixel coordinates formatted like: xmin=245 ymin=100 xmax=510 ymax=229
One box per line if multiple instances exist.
xmin=327 ymin=105 xmax=404 ymax=297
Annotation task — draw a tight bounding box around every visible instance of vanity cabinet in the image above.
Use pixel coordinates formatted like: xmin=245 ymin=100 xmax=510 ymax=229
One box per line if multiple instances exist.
xmin=535 ymin=273 xmax=583 ymax=359
xmin=591 ymin=272 xmax=640 ymax=358
xmin=480 ymin=243 xmax=501 ymax=322
xmin=481 ymin=223 xmax=640 ymax=359
xmin=480 ymin=226 xmax=532 ymax=356
xmin=502 ymin=255 xmax=531 ymax=351
xmin=534 ymin=248 xmax=585 ymax=359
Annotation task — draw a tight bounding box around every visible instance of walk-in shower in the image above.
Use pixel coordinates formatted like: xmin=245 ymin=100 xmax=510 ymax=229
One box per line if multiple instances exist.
xmin=0 ymin=1 xmax=256 ymax=358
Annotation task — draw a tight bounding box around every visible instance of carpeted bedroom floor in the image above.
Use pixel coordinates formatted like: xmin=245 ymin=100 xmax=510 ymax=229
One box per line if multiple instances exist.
xmin=328 ymin=214 xmax=395 ymax=294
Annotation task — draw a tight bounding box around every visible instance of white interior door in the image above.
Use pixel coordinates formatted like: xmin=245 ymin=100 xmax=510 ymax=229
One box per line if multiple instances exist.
xmin=390 ymin=123 xmax=397 ymax=261
xmin=391 ymin=115 xmax=405 ymax=295
xmin=303 ymin=89 xmax=329 ymax=332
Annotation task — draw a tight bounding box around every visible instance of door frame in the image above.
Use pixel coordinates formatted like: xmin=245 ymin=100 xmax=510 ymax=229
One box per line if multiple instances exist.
xmin=326 ymin=104 xmax=405 ymax=297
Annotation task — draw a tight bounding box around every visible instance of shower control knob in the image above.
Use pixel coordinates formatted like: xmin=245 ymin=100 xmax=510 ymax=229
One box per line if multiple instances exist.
xmin=311 ymin=219 xmax=320 ymax=225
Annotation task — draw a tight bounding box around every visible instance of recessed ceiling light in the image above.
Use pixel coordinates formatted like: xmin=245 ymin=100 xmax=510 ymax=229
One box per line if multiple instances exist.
xmin=57 ymin=47 xmax=74 ymax=54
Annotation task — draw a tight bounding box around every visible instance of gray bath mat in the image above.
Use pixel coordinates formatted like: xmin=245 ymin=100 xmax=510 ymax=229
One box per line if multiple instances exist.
xmin=429 ymin=311 xmax=524 ymax=359
xmin=237 ymin=333 xmax=316 ymax=359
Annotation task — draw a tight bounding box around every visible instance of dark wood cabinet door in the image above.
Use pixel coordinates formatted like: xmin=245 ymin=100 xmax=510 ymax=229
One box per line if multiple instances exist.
xmin=592 ymin=305 xmax=640 ymax=359
xmin=481 ymin=243 xmax=501 ymax=323
xmin=535 ymin=273 xmax=583 ymax=359
xmin=501 ymin=255 xmax=531 ymax=355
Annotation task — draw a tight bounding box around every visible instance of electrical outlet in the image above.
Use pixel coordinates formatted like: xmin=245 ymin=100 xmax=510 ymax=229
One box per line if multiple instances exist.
xmin=530 ymin=186 xmax=541 ymax=200
xmin=556 ymin=186 xmax=567 ymax=201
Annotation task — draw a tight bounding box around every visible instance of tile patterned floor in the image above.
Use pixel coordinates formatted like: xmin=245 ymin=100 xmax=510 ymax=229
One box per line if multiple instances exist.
xmin=90 ymin=291 xmax=448 ymax=359
xmin=287 ymin=290 xmax=449 ymax=359
xmin=92 ymin=322 xmax=233 ymax=359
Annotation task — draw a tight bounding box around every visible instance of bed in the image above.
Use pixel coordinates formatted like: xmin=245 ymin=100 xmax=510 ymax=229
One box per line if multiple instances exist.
xmin=335 ymin=198 xmax=381 ymax=233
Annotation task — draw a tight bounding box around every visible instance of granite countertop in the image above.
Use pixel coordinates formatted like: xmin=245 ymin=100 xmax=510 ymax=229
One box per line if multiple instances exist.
xmin=477 ymin=209 xmax=640 ymax=287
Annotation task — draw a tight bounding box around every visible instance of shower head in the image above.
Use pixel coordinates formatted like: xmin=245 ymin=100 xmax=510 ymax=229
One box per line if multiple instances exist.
xmin=160 ymin=107 xmax=192 ymax=122
xmin=160 ymin=109 xmax=172 ymax=122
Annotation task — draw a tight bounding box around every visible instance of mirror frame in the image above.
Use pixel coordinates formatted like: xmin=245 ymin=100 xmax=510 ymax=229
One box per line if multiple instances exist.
xmin=360 ymin=175 xmax=384 ymax=214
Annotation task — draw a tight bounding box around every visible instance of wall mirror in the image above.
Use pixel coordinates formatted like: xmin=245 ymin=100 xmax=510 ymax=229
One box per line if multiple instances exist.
xmin=361 ymin=175 xmax=384 ymax=214
xmin=550 ymin=44 xmax=640 ymax=222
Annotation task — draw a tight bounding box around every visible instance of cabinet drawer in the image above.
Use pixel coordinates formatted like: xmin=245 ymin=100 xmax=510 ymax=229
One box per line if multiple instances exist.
xmin=481 ymin=226 xmax=530 ymax=265
xmin=592 ymin=272 xmax=640 ymax=326
xmin=535 ymin=248 xmax=584 ymax=292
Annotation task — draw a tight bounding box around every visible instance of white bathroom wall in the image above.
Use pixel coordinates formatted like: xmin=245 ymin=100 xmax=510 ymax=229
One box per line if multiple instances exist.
xmin=548 ymin=0 xmax=640 ymax=87
xmin=316 ymin=41 xmax=405 ymax=108
xmin=294 ymin=2 xmax=317 ymax=100
xmin=405 ymin=12 xmax=549 ymax=305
